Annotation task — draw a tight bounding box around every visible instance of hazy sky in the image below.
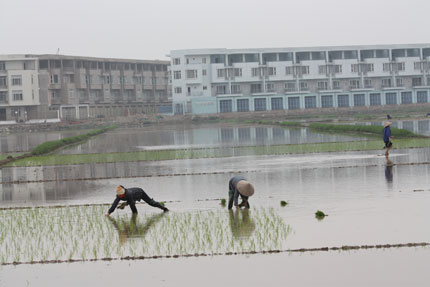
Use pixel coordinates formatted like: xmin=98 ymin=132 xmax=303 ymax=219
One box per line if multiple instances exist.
xmin=1 ymin=0 xmax=429 ymax=60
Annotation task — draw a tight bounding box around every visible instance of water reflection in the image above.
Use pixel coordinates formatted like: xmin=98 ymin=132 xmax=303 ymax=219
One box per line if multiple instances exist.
xmin=59 ymin=125 xmax=366 ymax=154
xmin=0 ymin=130 xmax=87 ymax=153
xmin=229 ymin=209 xmax=256 ymax=239
xmin=108 ymin=213 xmax=166 ymax=245
xmin=368 ymin=119 xmax=430 ymax=136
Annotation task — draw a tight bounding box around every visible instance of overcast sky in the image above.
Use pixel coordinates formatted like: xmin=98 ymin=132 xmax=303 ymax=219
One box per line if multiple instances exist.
xmin=1 ymin=0 xmax=429 ymax=60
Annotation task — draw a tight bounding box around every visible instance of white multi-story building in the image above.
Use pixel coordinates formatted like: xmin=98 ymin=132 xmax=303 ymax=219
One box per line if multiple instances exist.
xmin=170 ymin=44 xmax=430 ymax=114
xmin=0 ymin=55 xmax=40 ymax=121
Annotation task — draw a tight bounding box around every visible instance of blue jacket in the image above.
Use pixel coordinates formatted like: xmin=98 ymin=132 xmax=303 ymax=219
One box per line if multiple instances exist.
xmin=383 ymin=126 xmax=391 ymax=142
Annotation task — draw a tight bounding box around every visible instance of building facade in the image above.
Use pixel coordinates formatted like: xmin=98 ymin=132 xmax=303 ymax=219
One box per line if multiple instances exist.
xmin=30 ymin=55 xmax=171 ymax=120
xmin=0 ymin=55 xmax=40 ymax=121
xmin=170 ymin=44 xmax=430 ymax=115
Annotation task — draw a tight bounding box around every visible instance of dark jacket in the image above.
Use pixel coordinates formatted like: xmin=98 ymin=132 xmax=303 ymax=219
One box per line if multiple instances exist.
xmin=228 ymin=176 xmax=247 ymax=208
xmin=383 ymin=126 xmax=391 ymax=142
xmin=108 ymin=188 xmax=146 ymax=214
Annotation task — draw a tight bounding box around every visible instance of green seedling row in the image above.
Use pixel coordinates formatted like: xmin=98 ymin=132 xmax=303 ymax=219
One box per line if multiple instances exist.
xmin=0 ymin=206 xmax=290 ymax=265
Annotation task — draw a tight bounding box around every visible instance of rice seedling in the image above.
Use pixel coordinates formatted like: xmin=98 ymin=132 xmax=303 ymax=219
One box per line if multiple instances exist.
xmin=0 ymin=205 xmax=290 ymax=265
xmin=220 ymin=198 xmax=227 ymax=207
xmin=280 ymin=200 xmax=288 ymax=207
xmin=315 ymin=210 xmax=327 ymax=219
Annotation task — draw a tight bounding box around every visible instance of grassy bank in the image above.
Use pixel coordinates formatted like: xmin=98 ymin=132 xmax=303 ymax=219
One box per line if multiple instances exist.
xmin=7 ymin=138 xmax=430 ymax=167
xmin=31 ymin=125 xmax=118 ymax=156
xmin=308 ymin=123 xmax=420 ymax=138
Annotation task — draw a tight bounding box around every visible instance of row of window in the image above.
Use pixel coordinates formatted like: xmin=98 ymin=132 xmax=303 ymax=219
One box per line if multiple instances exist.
xmin=0 ymin=91 xmax=24 ymax=101
xmin=218 ymin=91 xmax=429 ymax=112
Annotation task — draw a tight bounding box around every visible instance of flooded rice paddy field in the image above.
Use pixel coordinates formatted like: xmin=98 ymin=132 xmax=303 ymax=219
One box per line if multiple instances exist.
xmin=1 ymin=122 xmax=430 ymax=285
xmin=59 ymin=124 xmax=367 ymax=154
xmin=3 ymin=247 xmax=430 ymax=287
xmin=0 ymin=130 xmax=89 ymax=153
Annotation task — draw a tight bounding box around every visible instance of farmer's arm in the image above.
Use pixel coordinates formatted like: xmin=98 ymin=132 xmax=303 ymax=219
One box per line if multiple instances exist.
xmin=233 ymin=189 xmax=240 ymax=208
xmin=127 ymin=197 xmax=138 ymax=214
xmin=106 ymin=197 xmax=120 ymax=216
xmin=228 ymin=179 xmax=234 ymax=209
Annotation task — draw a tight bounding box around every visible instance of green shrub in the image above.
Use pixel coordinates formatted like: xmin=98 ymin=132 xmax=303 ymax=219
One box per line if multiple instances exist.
xmin=280 ymin=121 xmax=302 ymax=127
xmin=280 ymin=200 xmax=288 ymax=207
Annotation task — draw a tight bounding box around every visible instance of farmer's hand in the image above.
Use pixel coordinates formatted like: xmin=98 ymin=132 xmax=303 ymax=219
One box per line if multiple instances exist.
xmin=105 ymin=213 xmax=110 ymax=217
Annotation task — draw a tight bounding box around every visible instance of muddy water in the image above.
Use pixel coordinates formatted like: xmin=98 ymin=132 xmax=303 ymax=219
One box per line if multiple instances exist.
xmin=0 ymin=130 xmax=89 ymax=153
xmin=59 ymin=124 xmax=366 ymax=154
xmin=363 ymin=118 xmax=430 ymax=136
xmin=2 ymin=148 xmax=430 ymax=251
xmin=2 ymin=247 xmax=430 ymax=287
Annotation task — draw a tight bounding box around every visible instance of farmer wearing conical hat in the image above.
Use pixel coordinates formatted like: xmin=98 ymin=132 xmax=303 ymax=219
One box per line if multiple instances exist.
xmin=383 ymin=121 xmax=393 ymax=157
xmin=228 ymin=176 xmax=255 ymax=209
xmin=105 ymin=185 xmax=168 ymax=216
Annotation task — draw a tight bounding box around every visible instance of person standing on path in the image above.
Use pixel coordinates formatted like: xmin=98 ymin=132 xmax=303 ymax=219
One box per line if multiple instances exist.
xmin=105 ymin=185 xmax=168 ymax=216
xmin=228 ymin=176 xmax=255 ymax=209
xmin=383 ymin=121 xmax=394 ymax=158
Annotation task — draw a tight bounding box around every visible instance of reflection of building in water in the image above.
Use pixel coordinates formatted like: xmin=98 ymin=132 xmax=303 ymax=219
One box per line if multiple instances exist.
xmin=229 ymin=209 xmax=256 ymax=239
xmin=369 ymin=120 xmax=430 ymax=136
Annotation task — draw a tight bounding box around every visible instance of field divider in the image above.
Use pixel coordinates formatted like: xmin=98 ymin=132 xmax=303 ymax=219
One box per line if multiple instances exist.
xmin=2 ymin=242 xmax=429 ymax=266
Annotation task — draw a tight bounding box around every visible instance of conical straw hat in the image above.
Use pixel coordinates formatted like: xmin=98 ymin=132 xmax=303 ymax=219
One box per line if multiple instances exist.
xmin=237 ymin=181 xmax=254 ymax=197
xmin=384 ymin=121 xmax=392 ymax=128
xmin=116 ymin=185 xmax=125 ymax=196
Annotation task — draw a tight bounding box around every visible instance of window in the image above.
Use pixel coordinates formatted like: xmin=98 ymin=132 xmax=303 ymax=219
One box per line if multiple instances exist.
xmin=319 ymin=66 xmax=327 ymax=74
xmin=0 ymin=76 xmax=7 ymax=87
xmin=266 ymin=83 xmax=275 ymax=92
xmin=202 ymin=58 xmax=206 ymax=64
xmin=173 ymin=58 xmax=181 ymax=65
xmin=285 ymin=82 xmax=296 ymax=92
xmin=414 ymin=62 xmax=421 ymax=71
xmin=0 ymin=62 xmax=5 ymax=70
xmin=12 ymin=76 xmax=22 ymax=86
xmin=363 ymin=64 xmax=374 ymax=72
xmin=417 ymin=91 xmax=428 ymax=103
xmin=219 ymin=100 xmax=232 ymax=113
xmin=202 ymin=69 xmax=207 ymax=76
xmin=234 ymin=68 xmax=242 ymax=77
xmin=285 ymin=66 xmax=293 ymax=75
xmin=401 ymin=92 xmax=412 ymax=104
xmin=321 ymin=95 xmax=333 ymax=108
xmin=252 ymin=68 xmax=260 ymax=77
xmin=382 ymin=78 xmax=392 ymax=88
xmin=331 ymin=65 xmax=342 ymax=73
xmin=305 ymin=96 xmax=316 ymax=109
xmin=395 ymin=63 xmax=405 ymax=71
xmin=288 ymin=97 xmax=300 ymax=110
xmin=350 ymin=79 xmax=360 ymax=89
xmin=298 ymin=66 xmax=309 ymax=75
xmin=174 ymin=87 xmax=182 ymax=94
xmin=332 ymin=81 xmax=340 ymax=89
xmin=352 ymin=64 xmax=373 ymax=73
xmin=385 ymin=93 xmax=397 ymax=105
xmin=299 ymin=82 xmax=308 ymax=91
xmin=254 ymin=98 xmax=267 ymax=111
xmin=271 ymin=97 xmax=283 ymax=110
xmin=186 ymin=70 xmax=197 ymax=79
xmin=203 ymin=86 xmax=207 ymax=90
xmin=351 ymin=64 xmax=360 ymax=73
xmin=0 ymin=91 xmax=7 ymax=102
xmin=238 ymin=128 xmax=251 ymax=141
xmin=412 ymin=77 xmax=422 ymax=87
xmin=384 ymin=62 xmax=405 ymax=72
xmin=396 ymin=78 xmax=403 ymax=87
xmin=120 ymin=76 xmax=125 ymax=84
xmin=12 ymin=90 xmax=23 ymax=101
xmin=353 ymin=94 xmax=365 ymax=106
xmin=251 ymin=83 xmax=262 ymax=93
xmin=237 ymin=99 xmax=249 ymax=112
xmin=217 ymin=69 xmax=225 ymax=78
xmin=370 ymin=93 xmax=381 ymax=105
xmin=383 ymin=63 xmax=391 ymax=72
xmin=364 ymin=79 xmax=372 ymax=88
xmin=231 ymin=84 xmax=241 ymax=94
xmin=337 ymin=94 xmax=349 ymax=107
xmin=173 ymin=71 xmax=181 ymax=80
xmin=317 ymin=81 xmax=328 ymax=91
xmin=216 ymin=85 xmax=227 ymax=95
xmin=268 ymin=67 xmax=276 ymax=76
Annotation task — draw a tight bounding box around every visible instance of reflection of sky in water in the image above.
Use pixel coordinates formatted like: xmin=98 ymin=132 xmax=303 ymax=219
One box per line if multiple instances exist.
xmin=0 ymin=130 xmax=88 ymax=153
xmin=59 ymin=125 xmax=366 ymax=154
xmin=0 ymin=207 xmax=289 ymax=264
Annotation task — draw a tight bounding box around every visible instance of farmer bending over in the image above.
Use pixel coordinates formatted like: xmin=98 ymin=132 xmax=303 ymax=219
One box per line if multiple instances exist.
xmin=228 ymin=176 xmax=254 ymax=209
xmin=105 ymin=185 xmax=168 ymax=216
